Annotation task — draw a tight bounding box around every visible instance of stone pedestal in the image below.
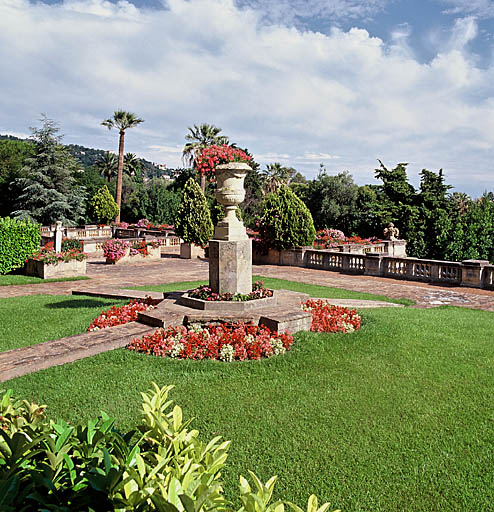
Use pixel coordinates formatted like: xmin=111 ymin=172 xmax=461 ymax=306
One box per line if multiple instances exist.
xmin=209 ymin=239 xmax=252 ymax=295
xmin=208 ymin=162 xmax=253 ymax=295
xmin=461 ymin=260 xmax=489 ymax=288
xmin=383 ymin=240 xmax=407 ymax=257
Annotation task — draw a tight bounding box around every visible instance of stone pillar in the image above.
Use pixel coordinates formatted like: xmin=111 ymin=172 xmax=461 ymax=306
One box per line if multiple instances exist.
xmin=364 ymin=253 xmax=383 ymax=276
xmin=461 ymin=260 xmax=489 ymax=288
xmin=209 ymin=162 xmax=252 ymax=295
xmin=54 ymin=221 xmax=63 ymax=253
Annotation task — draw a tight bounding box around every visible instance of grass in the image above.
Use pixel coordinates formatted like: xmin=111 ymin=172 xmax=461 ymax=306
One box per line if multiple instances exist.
xmin=0 ymin=274 xmax=90 ymax=286
xmin=0 ymin=295 xmax=126 ymax=352
xmin=132 ymin=276 xmax=414 ymax=306
xmin=2 ymin=280 xmax=493 ymax=511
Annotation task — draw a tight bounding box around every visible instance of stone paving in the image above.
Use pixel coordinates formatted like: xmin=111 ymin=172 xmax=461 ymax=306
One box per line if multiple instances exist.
xmin=0 ymin=247 xmax=493 ymax=382
xmin=1 ymin=247 xmax=492 ymax=311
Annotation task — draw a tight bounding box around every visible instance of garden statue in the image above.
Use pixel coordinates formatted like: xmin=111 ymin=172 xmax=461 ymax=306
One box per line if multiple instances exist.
xmin=384 ymin=222 xmax=399 ymax=241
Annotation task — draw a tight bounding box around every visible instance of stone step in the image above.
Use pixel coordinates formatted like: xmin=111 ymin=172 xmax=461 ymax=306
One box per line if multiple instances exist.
xmin=0 ymin=322 xmax=153 ymax=382
xmin=72 ymin=288 xmax=164 ymax=301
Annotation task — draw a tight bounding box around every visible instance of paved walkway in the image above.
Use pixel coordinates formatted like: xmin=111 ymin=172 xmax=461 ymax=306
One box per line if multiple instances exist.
xmin=0 ymin=248 xmax=492 ymax=382
xmin=1 ymin=247 xmax=493 ymax=310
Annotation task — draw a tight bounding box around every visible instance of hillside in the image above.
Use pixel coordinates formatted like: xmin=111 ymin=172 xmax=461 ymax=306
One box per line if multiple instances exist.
xmin=0 ymin=134 xmax=168 ymax=179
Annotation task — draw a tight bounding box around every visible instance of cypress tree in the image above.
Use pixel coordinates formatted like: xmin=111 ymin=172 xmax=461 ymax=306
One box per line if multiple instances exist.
xmin=89 ymin=185 xmax=119 ymax=224
xmin=174 ymin=178 xmax=213 ymax=247
xmin=258 ymin=185 xmax=316 ymax=250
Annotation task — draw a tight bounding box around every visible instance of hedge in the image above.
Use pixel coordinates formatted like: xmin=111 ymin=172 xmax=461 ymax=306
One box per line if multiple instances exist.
xmin=0 ymin=217 xmax=41 ymax=275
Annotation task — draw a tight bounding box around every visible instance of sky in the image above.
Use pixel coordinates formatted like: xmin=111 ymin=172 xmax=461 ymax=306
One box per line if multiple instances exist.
xmin=0 ymin=0 xmax=493 ymax=196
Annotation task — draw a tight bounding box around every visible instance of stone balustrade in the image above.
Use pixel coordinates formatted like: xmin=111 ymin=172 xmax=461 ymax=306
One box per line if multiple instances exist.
xmin=254 ymin=246 xmax=494 ymax=290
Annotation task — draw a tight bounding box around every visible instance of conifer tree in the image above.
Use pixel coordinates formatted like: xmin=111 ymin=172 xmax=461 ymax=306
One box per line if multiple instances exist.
xmin=258 ymin=185 xmax=316 ymax=250
xmin=89 ymin=185 xmax=119 ymax=224
xmin=174 ymin=178 xmax=213 ymax=247
xmin=13 ymin=116 xmax=86 ymax=226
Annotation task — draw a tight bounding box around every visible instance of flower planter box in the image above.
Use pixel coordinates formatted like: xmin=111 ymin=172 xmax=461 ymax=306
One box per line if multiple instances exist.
xmin=106 ymin=246 xmax=161 ymax=264
xmin=180 ymin=243 xmax=205 ymax=259
xmin=25 ymin=259 xmax=87 ymax=279
xmin=106 ymin=247 xmax=131 ymax=265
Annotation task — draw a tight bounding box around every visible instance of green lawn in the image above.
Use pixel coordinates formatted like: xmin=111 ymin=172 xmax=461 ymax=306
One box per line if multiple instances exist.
xmin=2 ymin=280 xmax=493 ymax=511
xmin=0 ymin=274 xmax=89 ymax=286
xmin=0 ymin=295 xmax=126 ymax=351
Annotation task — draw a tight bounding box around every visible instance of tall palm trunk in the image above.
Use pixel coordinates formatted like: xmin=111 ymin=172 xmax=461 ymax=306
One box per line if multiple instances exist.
xmin=116 ymin=130 xmax=125 ymax=223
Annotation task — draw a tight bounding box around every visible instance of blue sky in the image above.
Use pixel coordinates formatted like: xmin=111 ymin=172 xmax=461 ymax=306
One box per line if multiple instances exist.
xmin=1 ymin=0 xmax=493 ymax=195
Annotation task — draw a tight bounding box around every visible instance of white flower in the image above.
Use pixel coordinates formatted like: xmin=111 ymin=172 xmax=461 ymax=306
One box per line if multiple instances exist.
xmin=219 ymin=344 xmax=234 ymax=362
xmin=270 ymin=338 xmax=286 ymax=355
xmin=170 ymin=341 xmax=184 ymax=358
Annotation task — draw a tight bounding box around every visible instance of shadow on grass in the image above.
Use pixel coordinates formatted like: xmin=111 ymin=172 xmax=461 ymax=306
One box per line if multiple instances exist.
xmin=44 ymin=298 xmax=118 ymax=309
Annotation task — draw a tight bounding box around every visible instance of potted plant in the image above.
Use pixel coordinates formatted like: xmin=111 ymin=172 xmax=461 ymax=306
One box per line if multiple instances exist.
xmin=174 ymin=178 xmax=213 ymax=259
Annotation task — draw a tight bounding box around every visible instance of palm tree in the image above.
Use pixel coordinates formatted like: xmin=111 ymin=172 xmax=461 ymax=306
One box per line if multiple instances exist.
xmin=96 ymin=152 xmax=118 ymax=183
xmin=182 ymin=123 xmax=229 ymax=192
xmin=261 ymin=162 xmax=297 ymax=195
xmin=123 ymin=152 xmax=141 ymax=177
xmin=102 ymin=110 xmax=144 ymax=222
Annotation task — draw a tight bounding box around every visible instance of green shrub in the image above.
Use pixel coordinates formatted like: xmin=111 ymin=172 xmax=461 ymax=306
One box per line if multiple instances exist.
xmin=258 ymin=186 xmax=316 ymax=250
xmin=0 ymin=217 xmax=41 ymax=275
xmin=61 ymin=238 xmax=83 ymax=252
xmin=89 ymin=185 xmax=119 ymax=224
xmin=174 ymin=178 xmax=214 ymax=247
xmin=0 ymin=384 xmax=335 ymax=512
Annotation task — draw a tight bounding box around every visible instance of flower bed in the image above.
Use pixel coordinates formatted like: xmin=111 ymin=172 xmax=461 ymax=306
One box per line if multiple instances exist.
xmin=127 ymin=322 xmax=294 ymax=361
xmin=314 ymin=229 xmax=380 ymax=249
xmin=189 ymin=280 xmax=273 ymax=302
xmin=88 ymin=297 xmax=161 ymax=331
xmin=302 ymin=299 xmax=361 ymax=333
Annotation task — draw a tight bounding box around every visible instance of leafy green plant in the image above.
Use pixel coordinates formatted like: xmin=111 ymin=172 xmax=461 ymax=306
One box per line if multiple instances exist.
xmin=174 ymin=178 xmax=214 ymax=247
xmin=61 ymin=238 xmax=83 ymax=252
xmin=0 ymin=216 xmax=41 ymax=275
xmin=89 ymin=184 xmax=120 ymax=224
xmin=0 ymin=384 xmax=335 ymax=512
xmin=257 ymin=186 xmax=316 ymax=251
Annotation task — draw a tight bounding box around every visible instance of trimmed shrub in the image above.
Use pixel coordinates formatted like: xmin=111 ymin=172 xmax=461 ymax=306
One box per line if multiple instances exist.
xmin=89 ymin=185 xmax=119 ymax=224
xmin=0 ymin=384 xmax=334 ymax=512
xmin=257 ymin=186 xmax=316 ymax=250
xmin=174 ymin=177 xmax=213 ymax=246
xmin=0 ymin=216 xmax=41 ymax=274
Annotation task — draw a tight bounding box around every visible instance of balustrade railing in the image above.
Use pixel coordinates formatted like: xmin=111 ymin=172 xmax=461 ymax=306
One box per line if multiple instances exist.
xmin=483 ymin=266 xmax=494 ymax=290
xmin=254 ymin=247 xmax=493 ymax=291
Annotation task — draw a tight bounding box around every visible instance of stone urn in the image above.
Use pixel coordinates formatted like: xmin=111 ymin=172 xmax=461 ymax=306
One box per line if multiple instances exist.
xmin=214 ymin=162 xmax=251 ymax=241
xmin=209 ymin=161 xmax=253 ymax=295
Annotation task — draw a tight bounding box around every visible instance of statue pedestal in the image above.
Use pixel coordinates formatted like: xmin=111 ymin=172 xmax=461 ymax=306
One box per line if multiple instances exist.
xmin=209 ymin=239 xmax=252 ymax=295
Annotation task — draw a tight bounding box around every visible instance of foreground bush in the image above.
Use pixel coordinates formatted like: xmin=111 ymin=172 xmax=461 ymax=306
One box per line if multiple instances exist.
xmin=0 ymin=384 xmax=336 ymax=512
xmin=0 ymin=216 xmax=41 ymax=275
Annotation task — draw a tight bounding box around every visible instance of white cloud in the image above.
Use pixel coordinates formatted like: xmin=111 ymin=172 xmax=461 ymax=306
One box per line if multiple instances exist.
xmin=235 ymin=0 xmax=392 ymax=25
xmin=440 ymin=0 xmax=494 ymax=18
xmin=0 ymin=0 xmax=493 ymax=195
